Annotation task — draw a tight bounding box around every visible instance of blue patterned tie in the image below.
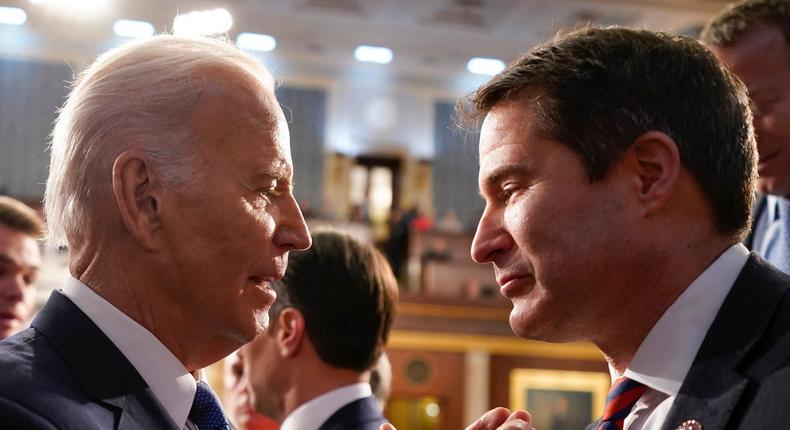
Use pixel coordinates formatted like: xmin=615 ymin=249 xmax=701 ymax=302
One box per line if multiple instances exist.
xmin=765 ymin=198 xmax=790 ymax=274
xmin=188 ymin=381 xmax=232 ymax=430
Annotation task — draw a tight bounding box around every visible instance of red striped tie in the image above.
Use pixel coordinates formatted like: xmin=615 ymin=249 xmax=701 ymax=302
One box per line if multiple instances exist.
xmin=598 ymin=376 xmax=647 ymax=430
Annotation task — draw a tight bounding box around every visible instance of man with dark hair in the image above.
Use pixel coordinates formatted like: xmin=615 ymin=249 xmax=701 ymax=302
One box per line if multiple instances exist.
xmin=243 ymin=230 xmax=398 ymax=430
xmin=451 ymin=26 xmax=790 ymax=430
xmin=0 ymin=196 xmax=43 ymax=340
xmin=702 ymin=0 xmax=790 ymax=274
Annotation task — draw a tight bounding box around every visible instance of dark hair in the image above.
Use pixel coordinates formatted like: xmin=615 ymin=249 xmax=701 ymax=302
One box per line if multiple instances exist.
xmin=0 ymin=196 xmax=44 ymax=238
xmin=701 ymin=0 xmax=790 ymax=47
xmin=459 ymin=27 xmax=756 ymax=237
xmin=270 ymin=230 xmax=398 ymax=372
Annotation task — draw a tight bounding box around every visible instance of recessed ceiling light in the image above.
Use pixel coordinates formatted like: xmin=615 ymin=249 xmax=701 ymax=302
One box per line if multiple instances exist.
xmin=467 ymin=57 xmax=505 ymax=76
xmin=354 ymin=45 xmax=393 ymax=64
xmin=236 ymin=32 xmax=276 ymax=52
xmin=113 ymin=19 xmax=155 ymax=38
xmin=0 ymin=7 xmax=27 ymax=26
xmin=173 ymin=8 xmax=232 ymax=36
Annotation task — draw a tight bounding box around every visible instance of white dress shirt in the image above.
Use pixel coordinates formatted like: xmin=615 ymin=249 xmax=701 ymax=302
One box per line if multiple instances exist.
xmin=61 ymin=276 xmax=197 ymax=429
xmin=608 ymin=244 xmax=750 ymax=430
xmin=280 ymin=383 xmax=373 ymax=430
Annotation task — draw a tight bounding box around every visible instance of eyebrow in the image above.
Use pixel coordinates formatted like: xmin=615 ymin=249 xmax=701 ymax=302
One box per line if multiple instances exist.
xmin=484 ymin=163 xmax=530 ymax=187
xmin=478 ymin=163 xmax=530 ymax=198
xmin=0 ymin=253 xmax=39 ymax=272
xmin=254 ymin=158 xmax=291 ymax=182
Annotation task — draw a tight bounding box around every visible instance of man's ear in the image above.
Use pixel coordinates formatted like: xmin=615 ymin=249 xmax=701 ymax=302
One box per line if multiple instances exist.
xmin=112 ymin=151 xmax=163 ymax=251
xmin=627 ymin=131 xmax=681 ymax=215
xmin=275 ymin=308 xmax=305 ymax=358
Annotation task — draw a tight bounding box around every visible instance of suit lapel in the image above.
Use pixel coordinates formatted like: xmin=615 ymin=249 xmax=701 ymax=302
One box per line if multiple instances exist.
xmin=662 ymin=255 xmax=789 ymax=430
xmin=32 ymin=290 xmax=179 ymax=430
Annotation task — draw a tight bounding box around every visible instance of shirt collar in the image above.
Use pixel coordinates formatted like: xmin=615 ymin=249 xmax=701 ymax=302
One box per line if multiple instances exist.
xmin=281 ymin=383 xmax=372 ymax=430
xmin=60 ymin=276 xmax=197 ymax=428
xmin=613 ymin=244 xmax=749 ymax=396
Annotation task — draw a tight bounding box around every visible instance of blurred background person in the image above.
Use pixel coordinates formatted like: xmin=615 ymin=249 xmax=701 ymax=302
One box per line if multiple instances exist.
xmin=224 ymin=351 xmax=279 ymax=430
xmin=243 ymin=230 xmax=399 ymax=430
xmin=369 ymin=351 xmax=392 ymax=412
xmin=0 ymin=196 xmax=43 ymax=340
xmin=703 ymin=0 xmax=790 ymax=274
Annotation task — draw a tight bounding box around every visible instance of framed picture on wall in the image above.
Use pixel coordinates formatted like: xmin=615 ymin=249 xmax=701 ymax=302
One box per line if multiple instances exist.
xmin=509 ymin=369 xmax=610 ymax=430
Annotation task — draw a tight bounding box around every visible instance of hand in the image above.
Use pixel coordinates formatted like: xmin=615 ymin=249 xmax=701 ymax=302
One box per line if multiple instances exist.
xmin=379 ymin=408 xmax=533 ymax=430
xmin=465 ymin=407 xmax=534 ymax=430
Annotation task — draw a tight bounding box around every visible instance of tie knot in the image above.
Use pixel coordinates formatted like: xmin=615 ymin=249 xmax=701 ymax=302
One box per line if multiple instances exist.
xmin=598 ymin=377 xmax=647 ymax=430
xmin=189 ymin=381 xmax=231 ymax=430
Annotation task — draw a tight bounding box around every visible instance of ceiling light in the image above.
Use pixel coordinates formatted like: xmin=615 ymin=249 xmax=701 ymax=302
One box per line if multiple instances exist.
xmin=173 ymin=8 xmax=232 ymax=36
xmin=236 ymin=32 xmax=276 ymax=52
xmin=354 ymin=45 xmax=393 ymax=64
xmin=0 ymin=7 xmax=27 ymax=25
xmin=29 ymin=0 xmax=108 ymax=14
xmin=113 ymin=19 xmax=155 ymax=38
xmin=467 ymin=57 xmax=506 ymax=76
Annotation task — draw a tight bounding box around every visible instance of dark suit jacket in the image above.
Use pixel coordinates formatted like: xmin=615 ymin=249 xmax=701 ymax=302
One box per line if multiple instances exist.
xmin=0 ymin=290 xmax=179 ymax=429
xmin=587 ymin=253 xmax=790 ymax=429
xmin=317 ymin=395 xmax=387 ymax=430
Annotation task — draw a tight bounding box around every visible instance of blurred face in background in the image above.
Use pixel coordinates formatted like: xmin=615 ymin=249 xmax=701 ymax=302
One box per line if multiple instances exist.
xmin=223 ymin=351 xmax=278 ymax=430
xmin=0 ymin=223 xmax=40 ymax=339
xmin=711 ymin=26 xmax=790 ymax=196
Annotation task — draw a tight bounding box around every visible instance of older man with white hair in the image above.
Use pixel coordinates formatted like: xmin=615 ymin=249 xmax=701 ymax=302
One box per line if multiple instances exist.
xmin=0 ymin=35 xmax=311 ymax=429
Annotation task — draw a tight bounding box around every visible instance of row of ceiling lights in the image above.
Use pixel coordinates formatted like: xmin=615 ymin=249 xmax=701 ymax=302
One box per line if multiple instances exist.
xmin=0 ymin=4 xmax=507 ymax=76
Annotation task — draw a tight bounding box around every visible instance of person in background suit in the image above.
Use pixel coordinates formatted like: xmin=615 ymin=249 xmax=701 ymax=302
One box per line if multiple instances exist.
xmin=444 ymin=26 xmax=790 ymax=430
xmin=369 ymin=351 xmax=392 ymax=411
xmin=223 ymin=351 xmax=279 ymax=430
xmin=0 ymin=196 xmax=43 ymax=340
xmin=0 ymin=34 xmax=311 ymax=429
xmin=243 ymin=230 xmax=398 ymax=430
xmin=702 ymin=0 xmax=790 ymax=274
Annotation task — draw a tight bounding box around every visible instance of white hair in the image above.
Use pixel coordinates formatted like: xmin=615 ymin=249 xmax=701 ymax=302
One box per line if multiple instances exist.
xmin=44 ymin=34 xmax=274 ymax=247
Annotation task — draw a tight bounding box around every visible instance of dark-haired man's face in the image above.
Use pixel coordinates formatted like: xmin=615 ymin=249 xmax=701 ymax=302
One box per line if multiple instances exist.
xmin=240 ymin=328 xmax=284 ymax=421
xmin=711 ymin=26 xmax=790 ymax=196
xmin=0 ymin=224 xmax=40 ymax=339
xmin=471 ymin=100 xmax=638 ymax=343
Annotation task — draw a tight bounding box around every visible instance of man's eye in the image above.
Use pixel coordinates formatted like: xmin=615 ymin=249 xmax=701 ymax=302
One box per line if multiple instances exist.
xmin=499 ymin=188 xmax=515 ymax=203
xmin=24 ymin=274 xmax=37 ymax=286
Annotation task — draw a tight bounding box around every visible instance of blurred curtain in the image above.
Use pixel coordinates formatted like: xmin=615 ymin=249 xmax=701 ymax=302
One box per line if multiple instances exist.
xmin=0 ymin=58 xmax=72 ymax=198
xmin=432 ymin=101 xmax=483 ymax=232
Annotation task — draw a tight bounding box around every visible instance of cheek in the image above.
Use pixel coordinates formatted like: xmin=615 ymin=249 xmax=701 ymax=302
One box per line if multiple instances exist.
xmin=20 ymin=288 xmax=35 ymax=312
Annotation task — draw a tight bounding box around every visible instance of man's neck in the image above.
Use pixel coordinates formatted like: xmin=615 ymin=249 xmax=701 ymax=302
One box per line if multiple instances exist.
xmin=280 ymin=366 xmax=369 ymax=423
xmin=71 ymin=247 xmax=234 ymax=372
xmin=595 ymin=238 xmax=736 ymax=373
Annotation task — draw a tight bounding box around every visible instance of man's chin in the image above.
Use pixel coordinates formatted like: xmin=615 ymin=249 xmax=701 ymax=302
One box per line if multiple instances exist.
xmin=756 ymin=178 xmax=790 ymax=197
xmin=254 ymin=311 xmax=270 ymax=336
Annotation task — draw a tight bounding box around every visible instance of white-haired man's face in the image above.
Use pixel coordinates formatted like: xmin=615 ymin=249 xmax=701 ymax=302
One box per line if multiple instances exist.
xmin=154 ymin=70 xmax=311 ymax=349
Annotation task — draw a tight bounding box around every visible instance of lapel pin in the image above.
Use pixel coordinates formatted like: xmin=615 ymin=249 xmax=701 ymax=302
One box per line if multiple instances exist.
xmin=675 ymin=419 xmax=702 ymax=430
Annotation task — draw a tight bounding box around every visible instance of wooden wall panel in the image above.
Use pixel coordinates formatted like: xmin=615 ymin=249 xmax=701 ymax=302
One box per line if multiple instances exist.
xmin=488 ymin=354 xmax=608 ymax=410
xmin=388 ymin=349 xmax=465 ymax=430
